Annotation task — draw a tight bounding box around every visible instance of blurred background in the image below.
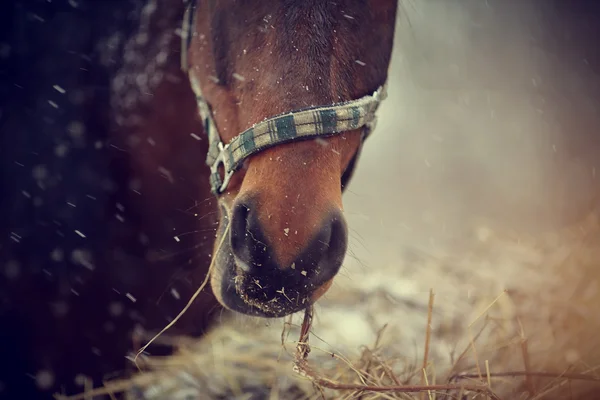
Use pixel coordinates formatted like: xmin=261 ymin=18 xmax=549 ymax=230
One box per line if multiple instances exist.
xmin=345 ymin=0 xmax=600 ymax=264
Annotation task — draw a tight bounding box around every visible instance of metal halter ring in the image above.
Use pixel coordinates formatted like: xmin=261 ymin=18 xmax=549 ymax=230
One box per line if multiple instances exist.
xmin=209 ymin=141 xmax=235 ymax=195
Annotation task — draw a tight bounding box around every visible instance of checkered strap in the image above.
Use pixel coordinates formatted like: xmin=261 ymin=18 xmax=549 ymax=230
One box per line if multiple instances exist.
xmin=190 ymin=74 xmax=386 ymax=194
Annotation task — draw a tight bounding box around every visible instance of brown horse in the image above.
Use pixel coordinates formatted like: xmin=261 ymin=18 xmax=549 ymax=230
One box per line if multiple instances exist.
xmin=180 ymin=0 xmax=398 ymax=318
xmin=115 ymin=0 xmax=397 ymax=324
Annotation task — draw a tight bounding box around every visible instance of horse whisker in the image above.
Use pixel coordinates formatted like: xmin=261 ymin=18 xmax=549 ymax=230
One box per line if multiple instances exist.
xmin=134 ymin=221 xmax=231 ymax=366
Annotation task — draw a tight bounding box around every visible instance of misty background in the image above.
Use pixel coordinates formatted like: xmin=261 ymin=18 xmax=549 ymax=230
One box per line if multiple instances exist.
xmin=344 ymin=0 xmax=600 ymax=264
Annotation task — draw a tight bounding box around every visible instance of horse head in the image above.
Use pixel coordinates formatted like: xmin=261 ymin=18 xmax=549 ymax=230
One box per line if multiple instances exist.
xmin=184 ymin=0 xmax=397 ymax=317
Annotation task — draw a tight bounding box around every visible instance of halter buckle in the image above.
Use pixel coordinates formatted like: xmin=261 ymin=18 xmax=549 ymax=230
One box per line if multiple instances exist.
xmin=209 ymin=141 xmax=234 ymax=195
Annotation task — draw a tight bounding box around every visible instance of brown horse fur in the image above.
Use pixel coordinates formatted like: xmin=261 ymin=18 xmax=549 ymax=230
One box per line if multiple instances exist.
xmin=187 ymin=0 xmax=397 ymax=316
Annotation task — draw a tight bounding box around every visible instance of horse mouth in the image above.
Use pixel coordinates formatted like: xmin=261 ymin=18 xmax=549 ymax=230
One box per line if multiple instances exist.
xmin=222 ymin=258 xmax=315 ymax=318
xmin=233 ymin=270 xmax=312 ymax=317
xmin=213 ymin=241 xmax=325 ymax=318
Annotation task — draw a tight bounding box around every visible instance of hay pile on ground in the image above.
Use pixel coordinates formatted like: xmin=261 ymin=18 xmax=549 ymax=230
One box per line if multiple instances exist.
xmin=59 ymin=212 xmax=600 ymax=400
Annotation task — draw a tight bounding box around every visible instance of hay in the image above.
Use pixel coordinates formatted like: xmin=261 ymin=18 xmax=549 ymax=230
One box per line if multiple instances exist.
xmin=56 ymin=212 xmax=600 ymax=400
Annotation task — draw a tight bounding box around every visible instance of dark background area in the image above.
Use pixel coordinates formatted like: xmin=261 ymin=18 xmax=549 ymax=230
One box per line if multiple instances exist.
xmin=0 ymin=0 xmax=219 ymax=399
xmin=1 ymin=0 xmax=600 ymax=399
xmin=0 ymin=1 xmax=152 ymax=399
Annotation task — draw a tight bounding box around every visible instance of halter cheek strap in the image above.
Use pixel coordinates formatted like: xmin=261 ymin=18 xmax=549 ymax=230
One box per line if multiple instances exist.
xmin=181 ymin=0 xmax=388 ymax=196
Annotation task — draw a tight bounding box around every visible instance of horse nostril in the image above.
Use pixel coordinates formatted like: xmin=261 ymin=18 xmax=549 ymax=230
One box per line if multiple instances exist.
xmin=229 ymin=200 xmax=347 ymax=290
xmin=302 ymin=210 xmax=349 ymax=285
xmin=230 ymin=199 xmax=268 ymax=273
xmin=322 ymin=211 xmax=348 ymax=276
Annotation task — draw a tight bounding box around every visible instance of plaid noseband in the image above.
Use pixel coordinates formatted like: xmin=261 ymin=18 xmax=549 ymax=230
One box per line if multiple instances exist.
xmin=181 ymin=0 xmax=388 ymax=195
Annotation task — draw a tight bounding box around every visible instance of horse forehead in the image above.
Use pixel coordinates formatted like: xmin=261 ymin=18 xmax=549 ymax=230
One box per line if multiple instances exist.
xmin=191 ymin=1 xmax=387 ymax=96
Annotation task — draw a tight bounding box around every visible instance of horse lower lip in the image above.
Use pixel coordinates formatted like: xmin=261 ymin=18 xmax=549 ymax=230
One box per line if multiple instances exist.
xmin=232 ymin=272 xmax=309 ymax=316
xmin=222 ymin=253 xmax=315 ymax=317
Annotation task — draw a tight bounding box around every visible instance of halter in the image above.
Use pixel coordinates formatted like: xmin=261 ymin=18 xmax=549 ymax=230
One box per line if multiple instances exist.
xmin=181 ymin=1 xmax=387 ymax=195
